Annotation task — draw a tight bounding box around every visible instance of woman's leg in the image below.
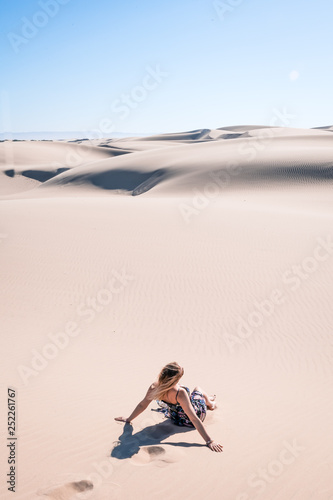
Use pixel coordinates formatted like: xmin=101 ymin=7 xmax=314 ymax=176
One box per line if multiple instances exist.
xmin=192 ymin=386 xmax=216 ymax=410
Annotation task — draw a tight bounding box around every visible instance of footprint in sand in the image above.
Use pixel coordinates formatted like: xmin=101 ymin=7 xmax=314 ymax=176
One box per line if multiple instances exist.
xmin=130 ymin=445 xmax=182 ymax=467
xmin=37 ymin=479 xmax=93 ymax=499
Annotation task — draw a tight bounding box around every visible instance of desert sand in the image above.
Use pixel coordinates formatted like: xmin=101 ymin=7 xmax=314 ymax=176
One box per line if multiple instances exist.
xmin=1 ymin=125 xmax=333 ymax=500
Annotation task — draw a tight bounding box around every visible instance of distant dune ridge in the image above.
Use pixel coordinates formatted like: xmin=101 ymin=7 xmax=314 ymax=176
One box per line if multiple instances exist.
xmin=1 ymin=125 xmax=333 ymax=500
xmin=0 ymin=124 xmax=333 ymax=198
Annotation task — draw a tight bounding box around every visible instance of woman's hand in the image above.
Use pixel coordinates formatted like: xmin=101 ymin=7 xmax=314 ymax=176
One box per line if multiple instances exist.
xmin=207 ymin=440 xmax=223 ymax=452
xmin=114 ymin=417 xmax=131 ymax=423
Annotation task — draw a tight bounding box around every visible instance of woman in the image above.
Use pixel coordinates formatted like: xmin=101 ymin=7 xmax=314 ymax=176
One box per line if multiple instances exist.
xmin=115 ymin=361 xmax=223 ymax=452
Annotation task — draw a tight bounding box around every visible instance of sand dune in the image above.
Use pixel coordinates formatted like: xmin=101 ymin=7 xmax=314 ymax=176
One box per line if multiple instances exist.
xmin=39 ymin=127 xmax=333 ymax=196
xmin=1 ymin=126 xmax=332 ymax=500
xmin=1 ymin=125 xmax=332 ymax=198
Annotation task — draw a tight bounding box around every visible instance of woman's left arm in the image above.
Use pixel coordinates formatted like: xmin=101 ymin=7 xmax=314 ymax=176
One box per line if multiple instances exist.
xmin=114 ymin=384 xmax=154 ymax=423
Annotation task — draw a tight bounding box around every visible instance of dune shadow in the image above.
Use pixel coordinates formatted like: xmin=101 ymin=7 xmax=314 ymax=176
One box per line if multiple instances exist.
xmin=4 ymin=169 xmax=15 ymax=178
xmin=22 ymin=168 xmax=70 ymax=182
xmin=67 ymin=138 xmax=91 ymax=143
xmin=111 ymin=419 xmax=203 ymax=460
xmin=91 ymin=168 xmax=168 ymax=194
xmin=137 ymin=128 xmax=211 ymax=142
xmin=220 ymin=133 xmax=245 ymax=139
xmin=97 ymin=145 xmax=133 ymax=156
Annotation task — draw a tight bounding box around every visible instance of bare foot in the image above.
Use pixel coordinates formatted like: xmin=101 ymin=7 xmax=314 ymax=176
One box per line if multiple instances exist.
xmin=207 ymin=395 xmax=217 ymax=410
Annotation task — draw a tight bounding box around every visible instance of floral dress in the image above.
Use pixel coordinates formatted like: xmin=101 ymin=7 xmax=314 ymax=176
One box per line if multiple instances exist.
xmin=156 ymin=385 xmax=207 ymax=427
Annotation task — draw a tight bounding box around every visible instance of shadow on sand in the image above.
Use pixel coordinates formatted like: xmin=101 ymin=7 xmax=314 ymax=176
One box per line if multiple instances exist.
xmin=111 ymin=419 xmax=204 ymax=460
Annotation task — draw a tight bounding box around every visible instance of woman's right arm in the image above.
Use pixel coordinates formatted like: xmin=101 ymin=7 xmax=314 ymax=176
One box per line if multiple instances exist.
xmin=178 ymin=389 xmax=223 ymax=452
xmin=114 ymin=383 xmax=156 ymax=424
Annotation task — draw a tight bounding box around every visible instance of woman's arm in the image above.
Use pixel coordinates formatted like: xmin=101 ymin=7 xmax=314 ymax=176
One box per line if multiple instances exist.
xmin=114 ymin=384 xmax=154 ymax=423
xmin=177 ymin=389 xmax=223 ymax=452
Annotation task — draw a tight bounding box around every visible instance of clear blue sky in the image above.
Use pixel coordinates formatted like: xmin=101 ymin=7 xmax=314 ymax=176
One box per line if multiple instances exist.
xmin=1 ymin=0 xmax=332 ymax=135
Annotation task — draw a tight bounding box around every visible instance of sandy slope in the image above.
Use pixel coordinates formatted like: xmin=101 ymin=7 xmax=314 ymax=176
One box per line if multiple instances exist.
xmin=0 ymin=126 xmax=332 ymax=500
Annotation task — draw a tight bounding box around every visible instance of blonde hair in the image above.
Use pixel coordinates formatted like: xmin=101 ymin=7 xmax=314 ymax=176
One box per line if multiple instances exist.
xmin=151 ymin=362 xmax=184 ymax=401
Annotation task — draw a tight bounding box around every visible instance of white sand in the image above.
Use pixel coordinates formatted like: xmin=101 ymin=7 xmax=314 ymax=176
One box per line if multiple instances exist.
xmin=0 ymin=126 xmax=332 ymax=500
